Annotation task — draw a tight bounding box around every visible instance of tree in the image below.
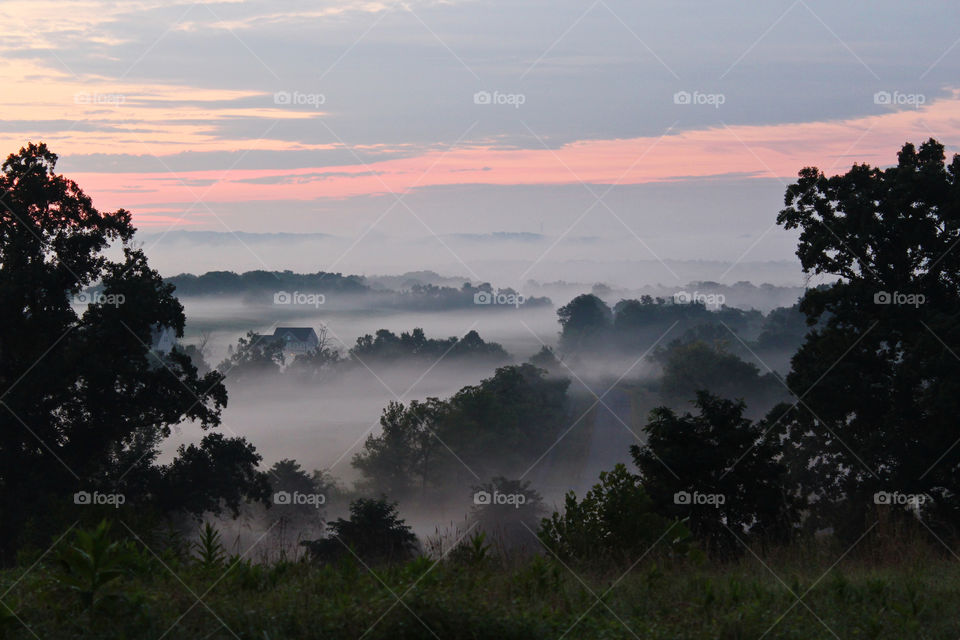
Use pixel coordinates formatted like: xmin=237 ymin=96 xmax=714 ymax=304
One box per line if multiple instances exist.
xmin=352 ymin=399 xmax=446 ymax=499
xmin=611 ymin=296 xmax=711 ymax=351
xmin=449 ymin=329 xmax=510 ymax=362
xmin=631 ymin=392 xmax=797 ymax=557
xmin=655 ymin=340 xmax=786 ymax=416
xmin=302 ymin=498 xmax=418 ymax=564
xmin=156 ymin=433 xmax=271 ymax=519
xmin=439 ymin=364 xmax=570 ymax=482
xmin=218 ymin=331 xmax=284 ymax=381
xmin=353 ymin=364 xmax=570 ymax=494
xmin=557 ymin=294 xmax=612 ymax=351
xmin=0 ymin=144 xmax=227 ymax=562
xmin=539 ymin=463 xmax=689 ymax=562
xmin=349 ymin=327 xmax=509 ymax=364
xmin=776 ymin=139 xmax=960 ymax=537
xmin=528 ymin=345 xmax=563 ymax=375
xmin=265 ymin=459 xmax=325 ymax=554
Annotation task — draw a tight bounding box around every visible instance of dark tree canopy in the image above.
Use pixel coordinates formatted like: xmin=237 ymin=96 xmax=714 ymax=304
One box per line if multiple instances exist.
xmin=157 ymin=433 xmax=270 ymax=518
xmin=353 ymin=364 xmax=570 ymax=496
xmin=557 ymin=294 xmax=612 ymax=351
xmin=776 ymin=138 xmax=960 ymax=537
xmin=655 ymin=340 xmax=787 ymax=416
xmin=632 ymin=392 xmax=797 ymax=557
xmin=0 ymin=143 xmax=260 ymax=561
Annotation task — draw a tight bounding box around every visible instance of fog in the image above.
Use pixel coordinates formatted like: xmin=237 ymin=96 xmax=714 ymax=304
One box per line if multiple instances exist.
xmin=161 ymin=296 xmax=671 ymax=539
xmin=163 ymin=301 xmax=563 ymax=474
xmin=143 ymin=261 xmax=810 ymax=549
xmin=131 ymin=230 xmax=807 ymax=292
xmin=177 ymin=298 xmax=561 ymax=369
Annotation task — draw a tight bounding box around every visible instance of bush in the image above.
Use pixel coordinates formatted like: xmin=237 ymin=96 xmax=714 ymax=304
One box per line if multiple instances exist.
xmin=538 ymin=464 xmax=689 ymax=562
xmin=302 ymin=498 xmax=418 ymax=564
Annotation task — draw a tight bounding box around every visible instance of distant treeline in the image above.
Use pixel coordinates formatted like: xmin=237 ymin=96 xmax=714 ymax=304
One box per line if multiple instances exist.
xmin=211 ymin=326 xmax=512 ymax=384
xmin=164 ymin=270 xmax=552 ymax=310
xmin=558 ymin=294 xmax=811 ymax=361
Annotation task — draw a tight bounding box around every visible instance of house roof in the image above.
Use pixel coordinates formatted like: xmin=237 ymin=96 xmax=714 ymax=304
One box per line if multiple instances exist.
xmin=272 ymin=327 xmax=318 ymax=342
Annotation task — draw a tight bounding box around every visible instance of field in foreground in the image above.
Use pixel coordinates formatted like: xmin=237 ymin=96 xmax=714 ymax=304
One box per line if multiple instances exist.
xmin=2 ymin=535 xmax=958 ymax=640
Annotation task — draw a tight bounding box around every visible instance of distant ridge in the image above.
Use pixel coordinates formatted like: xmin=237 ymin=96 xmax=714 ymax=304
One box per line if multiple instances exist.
xmin=138 ymin=231 xmax=336 ymax=245
xmin=443 ymin=232 xmax=545 ymax=242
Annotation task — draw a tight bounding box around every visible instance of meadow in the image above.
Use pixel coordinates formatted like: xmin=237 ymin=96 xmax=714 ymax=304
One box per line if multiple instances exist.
xmin=2 ymin=521 xmax=957 ymax=640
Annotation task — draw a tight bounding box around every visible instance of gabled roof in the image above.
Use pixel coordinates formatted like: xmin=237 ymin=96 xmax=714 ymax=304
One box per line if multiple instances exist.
xmin=273 ymin=327 xmax=318 ymax=342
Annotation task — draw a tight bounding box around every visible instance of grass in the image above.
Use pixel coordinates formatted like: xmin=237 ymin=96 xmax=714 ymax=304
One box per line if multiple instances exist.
xmin=1 ymin=529 xmax=958 ymax=639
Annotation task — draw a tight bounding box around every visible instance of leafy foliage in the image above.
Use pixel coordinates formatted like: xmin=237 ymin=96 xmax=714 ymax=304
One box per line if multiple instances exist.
xmin=55 ymin=521 xmax=130 ymax=612
xmin=557 ymin=294 xmax=613 ymax=351
xmin=776 ymin=138 xmax=960 ymax=538
xmin=265 ymin=459 xmax=328 ymax=555
xmin=350 ymin=327 xmax=510 ymax=364
xmin=157 ymin=433 xmax=271 ymax=519
xmin=654 ymin=339 xmax=786 ymax=415
xmin=353 ymin=364 xmax=570 ymax=494
xmin=448 ymin=531 xmax=491 ymax=566
xmin=193 ymin=522 xmax=226 ymax=571
xmin=631 ymin=392 xmax=798 ymax=557
xmin=539 ymin=464 xmax=689 ymax=561
xmin=353 ymin=399 xmax=447 ymax=500
xmin=217 ymin=330 xmax=285 ymax=380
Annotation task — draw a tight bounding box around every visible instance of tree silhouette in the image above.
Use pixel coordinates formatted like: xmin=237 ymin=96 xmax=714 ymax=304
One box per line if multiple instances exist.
xmin=777 ymin=139 xmax=960 ymax=538
xmin=0 ymin=143 xmax=225 ymax=561
xmin=302 ymin=498 xmax=417 ymax=564
xmin=632 ymin=392 xmax=797 ymax=557
xmin=557 ymin=294 xmax=612 ymax=351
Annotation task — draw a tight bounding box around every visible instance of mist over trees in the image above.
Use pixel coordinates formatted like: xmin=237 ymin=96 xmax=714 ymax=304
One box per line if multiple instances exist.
xmin=165 ymin=270 xmax=551 ymax=311
xmin=352 ymin=363 xmax=571 ymax=499
xmin=3 ymin=139 xmax=960 ymax=639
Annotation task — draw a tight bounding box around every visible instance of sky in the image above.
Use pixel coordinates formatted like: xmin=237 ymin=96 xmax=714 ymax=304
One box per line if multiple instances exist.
xmin=3 ymin=0 xmax=960 ymax=282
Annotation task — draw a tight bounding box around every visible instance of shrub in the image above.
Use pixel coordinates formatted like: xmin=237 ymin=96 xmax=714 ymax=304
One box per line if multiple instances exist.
xmin=538 ymin=464 xmax=689 ymax=562
xmin=302 ymin=498 xmax=418 ymax=564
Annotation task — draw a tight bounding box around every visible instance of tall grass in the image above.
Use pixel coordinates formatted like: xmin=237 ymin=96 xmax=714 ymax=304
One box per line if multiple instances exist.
xmin=0 ymin=522 xmax=957 ymax=639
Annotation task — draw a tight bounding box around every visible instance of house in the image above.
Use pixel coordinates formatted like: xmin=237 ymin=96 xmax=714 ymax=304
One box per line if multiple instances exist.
xmin=272 ymin=327 xmax=320 ymax=355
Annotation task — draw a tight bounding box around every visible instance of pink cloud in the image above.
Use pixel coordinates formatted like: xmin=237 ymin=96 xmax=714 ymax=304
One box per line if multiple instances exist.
xmin=68 ymin=94 xmax=960 ymax=226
